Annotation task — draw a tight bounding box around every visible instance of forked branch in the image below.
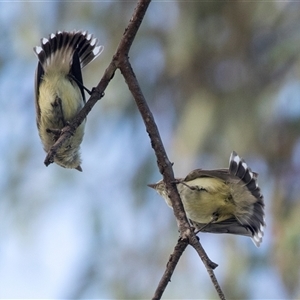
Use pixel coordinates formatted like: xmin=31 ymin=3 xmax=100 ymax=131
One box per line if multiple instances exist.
xmin=43 ymin=1 xmax=226 ymax=299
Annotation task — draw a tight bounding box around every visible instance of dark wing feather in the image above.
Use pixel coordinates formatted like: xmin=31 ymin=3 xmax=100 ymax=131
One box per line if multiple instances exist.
xmin=229 ymin=151 xmax=262 ymax=199
xmin=34 ymin=62 xmax=44 ymax=127
xmin=192 ymin=217 xmax=252 ymax=237
xmin=70 ymin=50 xmax=85 ymax=102
xmin=184 ymin=168 xmax=232 ymax=182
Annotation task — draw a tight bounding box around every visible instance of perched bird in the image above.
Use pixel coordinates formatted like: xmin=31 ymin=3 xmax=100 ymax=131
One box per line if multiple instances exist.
xmin=148 ymin=151 xmax=265 ymax=247
xmin=34 ymin=31 xmax=103 ymax=171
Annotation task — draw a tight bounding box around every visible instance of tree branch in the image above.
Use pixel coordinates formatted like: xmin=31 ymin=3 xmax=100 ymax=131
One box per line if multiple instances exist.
xmin=189 ymin=235 xmax=225 ymax=300
xmin=43 ymin=0 xmax=226 ymax=299
xmin=152 ymin=238 xmax=189 ymax=300
xmin=118 ymin=56 xmax=225 ymax=300
xmin=152 ymin=236 xmax=223 ymax=300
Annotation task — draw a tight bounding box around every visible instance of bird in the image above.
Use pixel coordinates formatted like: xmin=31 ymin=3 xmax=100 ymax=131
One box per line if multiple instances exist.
xmin=33 ymin=31 xmax=103 ymax=171
xmin=148 ymin=151 xmax=265 ymax=247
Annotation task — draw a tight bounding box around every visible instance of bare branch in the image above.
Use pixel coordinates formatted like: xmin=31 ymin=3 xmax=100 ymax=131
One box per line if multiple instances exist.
xmin=118 ymin=54 xmax=192 ymax=236
xmin=118 ymin=53 xmax=224 ymax=300
xmin=152 ymin=238 xmax=189 ymax=300
xmin=43 ymin=0 xmax=226 ymax=299
xmin=152 ymin=235 xmax=223 ymax=300
xmin=189 ymin=235 xmax=226 ymax=300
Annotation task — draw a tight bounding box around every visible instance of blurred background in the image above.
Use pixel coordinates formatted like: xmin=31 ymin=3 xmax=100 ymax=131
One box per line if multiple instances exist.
xmin=0 ymin=1 xmax=300 ymax=299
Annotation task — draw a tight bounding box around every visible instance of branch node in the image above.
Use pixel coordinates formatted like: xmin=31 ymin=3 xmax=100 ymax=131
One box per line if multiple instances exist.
xmin=91 ymin=87 xmax=105 ymax=99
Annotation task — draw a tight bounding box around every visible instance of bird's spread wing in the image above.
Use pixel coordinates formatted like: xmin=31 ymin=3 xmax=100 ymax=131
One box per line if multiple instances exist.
xmin=183 ymin=169 xmax=231 ymax=183
xmin=192 ymin=217 xmax=252 ymax=237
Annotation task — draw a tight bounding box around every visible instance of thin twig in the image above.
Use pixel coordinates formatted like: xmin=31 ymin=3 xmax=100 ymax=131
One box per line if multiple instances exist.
xmin=152 ymin=238 xmax=189 ymax=300
xmin=189 ymin=235 xmax=226 ymax=300
xmin=43 ymin=0 xmax=226 ymax=298
xmin=118 ymin=55 xmax=224 ymax=300
xmin=117 ymin=55 xmax=191 ymax=236
xmin=114 ymin=3 xmax=224 ymax=297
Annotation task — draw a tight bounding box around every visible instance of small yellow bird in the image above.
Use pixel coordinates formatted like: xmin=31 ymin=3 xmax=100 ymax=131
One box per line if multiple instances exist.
xmin=34 ymin=31 xmax=103 ymax=171
xmin=148 ymin=151 xmax=265 ymax=247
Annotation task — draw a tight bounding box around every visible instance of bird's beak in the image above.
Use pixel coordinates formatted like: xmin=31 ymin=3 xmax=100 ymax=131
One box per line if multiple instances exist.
xmin=76 ymin=165 xmax=83 ymax=172
xmin=147 ymin=183 xmax=157 ymax=189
